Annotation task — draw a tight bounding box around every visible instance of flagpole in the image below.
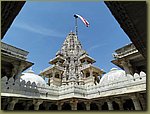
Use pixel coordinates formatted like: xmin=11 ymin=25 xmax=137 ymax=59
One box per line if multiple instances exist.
xmin=74 ymin=15 xmax=78 ymax=37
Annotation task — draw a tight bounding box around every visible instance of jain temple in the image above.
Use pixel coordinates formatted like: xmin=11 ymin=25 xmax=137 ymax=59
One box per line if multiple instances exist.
xmin=1 ymin=32 xmax=146 ymax=111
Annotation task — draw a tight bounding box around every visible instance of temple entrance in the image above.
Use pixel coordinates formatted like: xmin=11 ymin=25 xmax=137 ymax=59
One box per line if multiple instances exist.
xmin=77 ymin=102 xmax=86 ymax=110
xmin=123 ymin=99 xmax=135 ymax=110
xmin=101 ymin=102 xmax=108 ymax=110
xmin=62 ymin=103 xmax=71 ymax=110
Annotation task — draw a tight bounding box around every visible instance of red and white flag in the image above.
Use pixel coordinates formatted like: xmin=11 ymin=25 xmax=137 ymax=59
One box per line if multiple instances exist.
xmin=74 ymin=14 xmax=89 ymax=27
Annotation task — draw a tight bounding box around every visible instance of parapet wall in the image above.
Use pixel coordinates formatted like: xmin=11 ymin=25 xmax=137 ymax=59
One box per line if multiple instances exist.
xmin=1 ymin=71 xmax=146 ymax=100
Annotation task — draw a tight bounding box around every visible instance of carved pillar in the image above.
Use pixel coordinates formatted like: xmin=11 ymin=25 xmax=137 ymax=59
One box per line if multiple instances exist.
xmin=120 ymin=59 xmax=133 ymax=75
xmin=52 ymin=70 xmax=56 ymax=78
xmin=11 ymin=63 xmax=19 ymax=78
xmin=82 ymin=71 xmax=86 ymax=78
xmin=139 ymin=94 xmax=146 ymax=110
xmin=13 ymin=62 xmax=25 ymax=79
xmin=48 ymin=75 xmax=51 ymax=86
xmin=33 ymin=100 xmax=43 ymax=110
xmin=57 ymin=102 xmax=63 ymax=111
xmin=85 ymin=101 xmax=91 ymax=110
xmin=106 ymin=99 xmax=113 ymax=110
xmin=50 ymin=71 xmax=55 ymax=85
xmin=1 ymin=98 xmax=9 ymax=110
xmin=115 ymin=98 xmax=124 ymax=110
xmin=85 ymin=59 xmax=88 ymax=64
xmin=70 ymin=99 xmax=78 ymax=110
xmin=89 ymin=69 xmax=93 ymax=77
xmin=97 ymin=103 xmax=102 ymax=110
xmin=128 ymin=63 xmax=134 ymax=75
xmin=130 ymin=95 xmax=142 ymax=110
xmin=7 ymin=98 xmax=18 ymax=110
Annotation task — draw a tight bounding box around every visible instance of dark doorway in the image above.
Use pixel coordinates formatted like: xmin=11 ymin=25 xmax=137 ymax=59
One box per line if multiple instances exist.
xmin=77 ymin=102 xmax=86 ymax=110
xmin=50 ymin=104 xmax=58 ymax=110
xmin=101 ymin=102 xmax=108 ymax=110
xmin=62 ymin=103 xmax=71 ymax=110
xmin=14 ymin=103 xmax=24 ymax=110
xmin=90 ymin=103 xmax=98 ymax=110
xmin=112 ymin=101 xmax=119 ymax=110
xmin=123 ymin=99 xmax=135 ymax=110
xmin=39 ymin=103 xmax=46 ymax=110
xmin=29 ymin=105 xmax=34 ymax=110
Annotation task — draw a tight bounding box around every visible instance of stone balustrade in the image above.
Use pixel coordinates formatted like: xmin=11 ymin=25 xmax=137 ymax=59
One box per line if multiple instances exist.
xmin=1 ymin=71 xmax=146 ymax=100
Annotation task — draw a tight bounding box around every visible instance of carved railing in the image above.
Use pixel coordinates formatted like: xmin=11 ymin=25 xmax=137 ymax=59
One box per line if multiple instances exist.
xmin=87 ymin=71 xmax=146 ymax=98
xmin=1 ymin=71 xmax=146 ymax=100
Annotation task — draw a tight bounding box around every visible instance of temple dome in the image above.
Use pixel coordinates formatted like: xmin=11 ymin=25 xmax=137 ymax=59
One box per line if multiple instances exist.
xmin=100 ymin=68 xmax=126 ymax=85
xmin=20 ymin=68 xmax=47 ymax=86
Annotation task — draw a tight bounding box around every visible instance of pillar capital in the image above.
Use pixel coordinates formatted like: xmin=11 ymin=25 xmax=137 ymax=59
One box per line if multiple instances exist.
xmin=105 ymin=98 xmax=112 ymax=102
xmin=56 ymin=101 xmax=64 ymax=106
xmin=70 ymin=99 xmax=78 ymax=110
xmin=106 ymin=99 xmax=113 ymax=110
xmin=33 ymin=99 xmax=43 ymax=105
xmin=84 ymin=100 xmax=91 ymax=105
xmin=114 ymin=98 xmax=124 ymax=110
xmin=129 ymin=94 xmax=142 ymax=110
xmin=7 ymin=98 xmax=19 ymax=110
xmin=96 ymin=103 xmax=102 ymax=110
xmin=33 ymin=100 xmax=43 ymax=110
xmin=70 ymin=99 xmax=78 ymax=104
xmin=129 ymin=94 xmax=138 ymax=100
xmin=56 ymin=102 xmax=64 ymax=111
xmin=85 ymin=101 xmax=91 ymax=110
xmin=120 ymin=59 xmax=133 ymax=74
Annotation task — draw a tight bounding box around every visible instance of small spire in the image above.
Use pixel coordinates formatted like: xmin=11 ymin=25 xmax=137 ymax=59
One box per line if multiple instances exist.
xmin=110 ymin=68 xmax=118 ymax=71
xmin=69 ymin=30 xmax=75 ymax=35
xmin=27 ymin=67 xmax=34 ymax=73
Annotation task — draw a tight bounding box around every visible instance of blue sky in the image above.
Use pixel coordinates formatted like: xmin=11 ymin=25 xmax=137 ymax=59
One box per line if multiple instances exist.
xmin=2 ymin=1 xmax=131 ymax=74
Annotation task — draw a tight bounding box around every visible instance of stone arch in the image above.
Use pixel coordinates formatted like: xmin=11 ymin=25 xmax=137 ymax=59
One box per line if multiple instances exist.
xmin=112 ymin=101 xmax=119 ymax=110
xmin=90 ymin=103 xmax=98 ymax=110
xmin=62 ymin=103 xmax=71 ymax=110
xmin=14 ymin=102 xmax=24 ymax=110
xmin=77 ymin=102 xmax=86 ymax=110
xmin=101 ymin=102 xmax=108 ymax=110
xmin=123 ymin=99 xmax=135 ymax=110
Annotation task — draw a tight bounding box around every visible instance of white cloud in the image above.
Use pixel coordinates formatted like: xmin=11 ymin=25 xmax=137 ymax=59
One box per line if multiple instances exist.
xmin=14 ymin=22 xmax=65 ymax=38
xmin=88 ymin=43 xmax=107 ymax=51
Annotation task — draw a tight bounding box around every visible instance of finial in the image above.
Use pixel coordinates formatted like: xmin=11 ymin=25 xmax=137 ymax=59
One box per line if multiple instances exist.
xmin=110 ymin=68 xmax=118 ymax=71
xmin=27 ymin=67 xmax=34 ymax=73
